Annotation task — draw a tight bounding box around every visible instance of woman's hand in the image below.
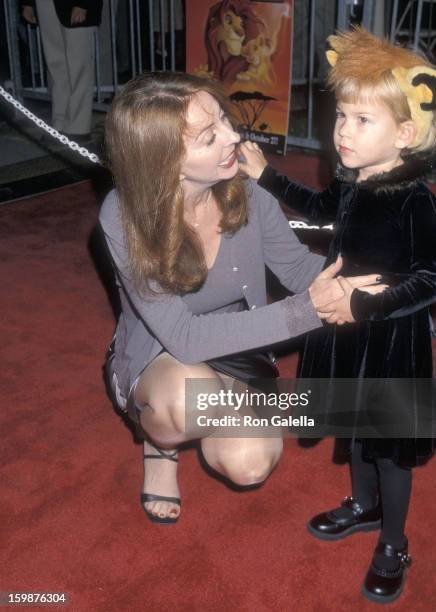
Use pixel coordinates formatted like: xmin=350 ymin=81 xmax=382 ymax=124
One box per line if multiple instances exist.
xmin=308 ymin=256 xmax=345 ymax=310
xmin=316 ymin=276 xmax=355 ymax=324
xmin=238 ymin=142 xmax=268 ymax=180
xmin=317 ymin=276 xmax=388 ymax=325
xmin=309 ymin=258 xmax=388 ymax=323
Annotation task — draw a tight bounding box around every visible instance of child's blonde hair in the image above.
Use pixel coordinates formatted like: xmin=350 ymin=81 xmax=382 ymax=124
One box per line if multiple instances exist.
xmin=326 ymin=27 xmax=436 ymax=154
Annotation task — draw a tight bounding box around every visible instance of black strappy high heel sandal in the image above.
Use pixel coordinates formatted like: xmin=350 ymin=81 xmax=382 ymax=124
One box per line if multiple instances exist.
xmin=141 ymin=444 xmax=181 ymax=524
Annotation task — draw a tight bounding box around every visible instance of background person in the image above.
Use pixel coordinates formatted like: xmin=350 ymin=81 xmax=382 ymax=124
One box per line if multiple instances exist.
xmin=21 ymin=0 xmax=103 ymax=143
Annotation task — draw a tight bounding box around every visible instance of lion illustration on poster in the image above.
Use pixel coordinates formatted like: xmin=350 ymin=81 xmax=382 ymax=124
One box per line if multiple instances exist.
xmin=202 ymin=0 xmax=265 ymax=85
xmin=237 ymin=33 xmax=277 ymax=85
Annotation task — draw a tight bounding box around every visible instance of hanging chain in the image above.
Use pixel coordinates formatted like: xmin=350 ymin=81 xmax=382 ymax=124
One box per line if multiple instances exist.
xmin=0 ymin=85 xmax=101 ymax=165
xmin=0 ymin=85 xmax=334 ymax=230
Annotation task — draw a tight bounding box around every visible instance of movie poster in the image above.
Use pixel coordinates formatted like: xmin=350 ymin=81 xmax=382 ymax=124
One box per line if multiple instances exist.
xmin=186 ymin=0 xmax=294 ymax=154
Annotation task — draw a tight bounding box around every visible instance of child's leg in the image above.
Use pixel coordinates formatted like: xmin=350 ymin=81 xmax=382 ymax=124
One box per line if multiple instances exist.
xmin=325 ymin=439 xmax=379 ymax=521
xmin=376 ymin=457 xmax=412 ymax=552
xmin=362 ymin=458 xmax=412 ymax=603
xmin=351 ymin=439 xmax=379 ymax=510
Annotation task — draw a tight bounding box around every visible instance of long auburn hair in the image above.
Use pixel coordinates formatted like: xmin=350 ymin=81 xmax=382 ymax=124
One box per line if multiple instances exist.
xmin=105 ymin=72 xmax=248 ymax=295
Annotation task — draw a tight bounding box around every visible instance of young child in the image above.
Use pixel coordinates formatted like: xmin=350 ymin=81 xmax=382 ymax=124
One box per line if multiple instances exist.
xmin=239 ymin=28 xmax=436 ymax=604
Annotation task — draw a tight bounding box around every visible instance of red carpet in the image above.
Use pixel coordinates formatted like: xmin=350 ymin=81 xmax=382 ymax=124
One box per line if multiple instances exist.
xmin=1 ymin=154 xmax=436 ymax=611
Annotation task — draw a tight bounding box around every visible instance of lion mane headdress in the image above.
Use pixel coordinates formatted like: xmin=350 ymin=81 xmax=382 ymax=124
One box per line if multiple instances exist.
xmin=326 ymin=27 xmax=436 ymax=149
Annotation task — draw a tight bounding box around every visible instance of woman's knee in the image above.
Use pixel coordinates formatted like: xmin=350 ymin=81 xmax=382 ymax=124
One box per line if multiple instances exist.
xmin=203 ymin=439 xmax=283 ymax=486
xmin=138 ymin=381 xmax=187 ymax=436
xmin=136 ymin=355 xmax=222 ymax=436
xmin=227 ymin=459 xmax=275 ymax=486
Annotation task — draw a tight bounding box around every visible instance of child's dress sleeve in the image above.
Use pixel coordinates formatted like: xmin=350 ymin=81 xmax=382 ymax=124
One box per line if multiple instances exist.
xmin=351 ymin=189 xmax=436 ymax=320
xmin=257 ymin=164 xmax=339 ymax=224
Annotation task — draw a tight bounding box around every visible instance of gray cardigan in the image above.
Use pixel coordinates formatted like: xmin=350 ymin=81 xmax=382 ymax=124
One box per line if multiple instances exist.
xmin=99 ymin=179 xmax=325 ymax=397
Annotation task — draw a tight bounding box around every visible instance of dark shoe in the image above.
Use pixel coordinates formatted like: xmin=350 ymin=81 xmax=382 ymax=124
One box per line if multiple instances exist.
xmin=362 ymin=539 xmax=411 ymax=604
xmin=307 ymin=496 xmax=381 ymax=541
xmin=141 ymin=444 xmax=181 ymax=525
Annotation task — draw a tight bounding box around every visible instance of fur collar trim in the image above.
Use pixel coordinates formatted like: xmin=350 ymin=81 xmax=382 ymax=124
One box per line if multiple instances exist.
xmin=335 ymin=152 xmax=436 ymax=194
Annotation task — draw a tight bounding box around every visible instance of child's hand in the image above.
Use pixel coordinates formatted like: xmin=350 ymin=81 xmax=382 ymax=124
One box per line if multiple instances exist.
xmin=238 ymin=142 xmax=268 ymax=180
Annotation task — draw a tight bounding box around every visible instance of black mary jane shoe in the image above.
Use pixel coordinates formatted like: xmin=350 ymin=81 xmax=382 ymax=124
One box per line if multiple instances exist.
xmin=362 ymin=540 xmax=411 ymax=604
xmin=307 ymin=496 xmax=381 ymax=541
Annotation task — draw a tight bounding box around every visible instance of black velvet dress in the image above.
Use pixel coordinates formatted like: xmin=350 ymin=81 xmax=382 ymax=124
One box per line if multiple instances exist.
xmin=259 ymin=157 xmax=436 ymax=467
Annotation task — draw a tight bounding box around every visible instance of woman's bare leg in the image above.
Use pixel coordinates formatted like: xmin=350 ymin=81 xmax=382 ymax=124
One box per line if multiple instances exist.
xmin=200 ymin=374 xmax=283 ymax=486
xmin=135 ymin=352 xmax=222 ymax=520
xmin=134 ymin=352 xmax=283 ymax=520
xmin=201 ymin=436 xmax=283 ymax=486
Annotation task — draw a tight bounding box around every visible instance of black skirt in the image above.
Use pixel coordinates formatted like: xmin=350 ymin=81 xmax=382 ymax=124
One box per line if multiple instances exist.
xmin=207 ymin=351 xmax=279 ymax=384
